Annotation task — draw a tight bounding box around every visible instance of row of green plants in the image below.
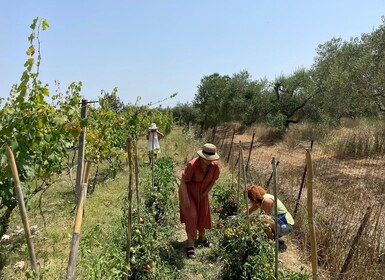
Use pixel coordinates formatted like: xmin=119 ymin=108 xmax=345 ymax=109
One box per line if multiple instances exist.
xmin=211 ymin=181 xmax=309 ymax=280
xmin=77 ymin=153 xmax=310 ymax=279
xmin=79 ymin=156 xmax=181 ymax=279
xmin=0 ymin=18 xmax=175 ymax=240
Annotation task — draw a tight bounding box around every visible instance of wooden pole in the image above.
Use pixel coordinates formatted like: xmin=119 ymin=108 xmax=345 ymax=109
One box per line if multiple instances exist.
xmin=220 ymin=127 xmax=228 ymax=149
xmin=81 ymin=161 xmax=91 ymax=213
xmin=125 ymin=138 xmax=134 ymax=280
xmin=237 ymin=153 xmax=241 ymax=214
xmin=226 ymin=129 xmax=236 ymax=163
xmin=305 ymin=148 xmax=318 ymax=280
xmin=245 ymin=131 xmax=255 ymax=172
xmin=239 ymin=142 xmax=250 ymax=234
xmin=151 ymin=132 xmax=155 ymax=189
xmin=5 ymin=145 xmax=38 ymax=275
xmin=134 ymin=140 xmax=141 ymax=223
xmin=338 ymin=206 xmax=372 ymax=279
xmin=272 ymin=157 xmax=279 ymax=280
xmin=211 ymin=125 xmax=217 ymax=144
xmin=66 ymin=158 xmax=91 ymax=280
xmin=294 ymin=140 xmax=314 ymax=218
xmin=264 ymin=161 xmax=280 ymax=190
xmin=75 ymin=99 xmax=87 ymax=202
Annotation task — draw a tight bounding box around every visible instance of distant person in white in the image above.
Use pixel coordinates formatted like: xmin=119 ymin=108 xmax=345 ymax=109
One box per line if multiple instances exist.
xmin=146 ymin=123 xmax=164 ymax=164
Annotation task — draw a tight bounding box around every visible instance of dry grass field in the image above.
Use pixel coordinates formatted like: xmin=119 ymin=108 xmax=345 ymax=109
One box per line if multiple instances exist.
xmin=209 ymin=122 xmax=385 ymax=280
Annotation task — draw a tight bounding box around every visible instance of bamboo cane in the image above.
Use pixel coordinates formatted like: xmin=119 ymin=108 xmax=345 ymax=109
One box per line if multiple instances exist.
xmin=237 ymin=153 xmax=241 ymax=214
xmin=5 ymin=145 xmax=38 ymax=275
xmin=239 ymin=142 xmax=250 ymax=235
xmin=305 ymin=148 xmax=318 ymax=280
xmin=66 ymin=160 xmax=91 ymax=280
xmin=81 ymin=161 xmax=91 ymax=212
xmin=151 ymin=131 xmax=155 ymax=188
xmin=75 ymin=99 xmax=87 ymax=202
xmin=134 ymin=140 xmax=141 ymax=223
xmin=272 ymin=157 xmax=279 ymax=280
xmin=125 ymin=138 xmax=134 ymax=280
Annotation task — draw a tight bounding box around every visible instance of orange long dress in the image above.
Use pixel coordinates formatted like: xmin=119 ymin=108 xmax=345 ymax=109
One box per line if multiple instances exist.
xmin=178 ymin=157 xmax=220 ymax=237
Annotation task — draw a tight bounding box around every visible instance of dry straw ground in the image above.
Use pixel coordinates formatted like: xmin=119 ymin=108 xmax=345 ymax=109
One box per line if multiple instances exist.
xmin=210 ymin=123 xmax=385 ymax=280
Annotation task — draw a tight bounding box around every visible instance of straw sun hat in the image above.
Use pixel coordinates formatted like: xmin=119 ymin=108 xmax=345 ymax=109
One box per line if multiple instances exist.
xmin=197 ymin=143 xmax=220 ymax=161
xmin=149 ymin=123 xmax=158 ymax=130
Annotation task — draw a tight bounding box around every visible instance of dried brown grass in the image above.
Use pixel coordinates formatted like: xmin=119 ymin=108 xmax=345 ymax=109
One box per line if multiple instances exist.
xmin=207 ymin=122 xmax=385 ymax=280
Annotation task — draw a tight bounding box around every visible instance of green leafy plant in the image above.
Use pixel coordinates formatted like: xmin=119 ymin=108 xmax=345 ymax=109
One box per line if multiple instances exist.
xmin=143 ymin=157 xmax=178 ymax=223
xmin=212 ymin=181 xmax=239 ymax=220
xmin=216 ymin=215 xmax=310 ymax=280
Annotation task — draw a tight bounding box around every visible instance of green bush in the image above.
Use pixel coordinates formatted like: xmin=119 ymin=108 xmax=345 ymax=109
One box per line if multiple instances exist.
xmin=215 ymin=215 xmax=310 ymax=280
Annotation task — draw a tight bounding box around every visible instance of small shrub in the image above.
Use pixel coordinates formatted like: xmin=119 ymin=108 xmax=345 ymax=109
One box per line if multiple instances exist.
xmin=212 ymin=181 xmax=239 ymax=220
xmin=215 ymin=215 xmax=310 ymax=280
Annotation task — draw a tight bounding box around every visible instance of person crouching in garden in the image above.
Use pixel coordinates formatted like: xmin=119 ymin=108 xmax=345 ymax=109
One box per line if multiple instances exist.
xmin=178 ymin=143 xmax=220 ymax=259
xmin=246 ymin=184 xmax=294 ymax=249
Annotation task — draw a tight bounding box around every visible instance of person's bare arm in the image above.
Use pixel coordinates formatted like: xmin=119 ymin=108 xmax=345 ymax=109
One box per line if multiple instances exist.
xmin=157 ymin=131 xmax=164 ymax=139
xmin=262 ymin=198 xmax=274 ymax=215
xmin=245 ymin=203 xmax=260 ymax=215
xmin=201 ymin=181 xmax=215 ymax=198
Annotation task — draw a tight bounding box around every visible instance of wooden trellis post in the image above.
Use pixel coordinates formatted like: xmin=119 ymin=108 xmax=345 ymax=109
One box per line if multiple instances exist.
xmin=294 ymin=140 xmax=314 ymax=218
xmin=75 ymin=99 xmax=87 ymax=202
xmin=264 ymin=161 xmax=279 ymax=189
xmin=226 ymin=129 xmax=236 ymax=163
xmin=5 ymin=145 xmax=38 ymax=275
xmin=271 ymin=157 xmax=279 ymax=280
xmin=134 ymin=140 xmax=141 ymax=223
xmin=66 ymin=157 xmax=91 ymax=280
xmin=125 ymin=137 xmax=134 ymax=280
xmin=245 ymin=131 xmax=255 ymax=172
xmin=338 ymin=206 xmax=372 ymax=279
xmin=220 ymin=127 xmax=228 ymax=149
xmin=239 ymin=142 xmax=250 ymax=235
xmin=305 ymin=148 xmax=318 ymax=280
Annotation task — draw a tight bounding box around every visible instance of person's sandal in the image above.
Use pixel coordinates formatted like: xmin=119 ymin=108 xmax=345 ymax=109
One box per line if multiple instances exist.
xmin=186 ymin=247 xmax=195 ymax=259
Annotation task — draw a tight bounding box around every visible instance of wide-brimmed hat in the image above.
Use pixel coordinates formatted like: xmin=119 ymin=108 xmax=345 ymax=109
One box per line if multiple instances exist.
xmin=197 ymin=143 xmax=220 ymax=161
xmin=149 ymin=123 xmax=158 ymax=130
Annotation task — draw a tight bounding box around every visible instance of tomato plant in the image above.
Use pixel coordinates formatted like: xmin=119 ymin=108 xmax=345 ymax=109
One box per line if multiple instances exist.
xmin=212 ymin=180 xmax=239 ymax=219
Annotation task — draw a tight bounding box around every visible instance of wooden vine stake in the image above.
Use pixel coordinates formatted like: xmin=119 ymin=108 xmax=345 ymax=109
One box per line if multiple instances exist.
xmin=125 ymin=137 xmax=134 ymax=280
xmin=245 ymin=130 xmax=255 ymax=172
xmin=338 ymin=206 xmax=372 ymax=279
xmin=5 ymin=145 xmax=38 ymax=275
xmin=237 ymin=153 xmax=241 ymax=214
xmin=226 ymin=129 xmax=235 ymax=163
xmin=239 ymin=141 xmax=250 ymax=235
xmin=151 ymin=132 xmax=155 ymax=189
xmin=271 ymin=157 xmax=279 ymax=280
xmin=294 ymin=140 xmax=314 ymax=219
xmin=305 ymin=148 xmax=318 ymax=280
xmin=75 ymin=99 xmax=87 ymax=202
xmin=66 ymin=159 xmax=91 ymax=280
xmin=134 ymin=140 xmax=141 ymax=223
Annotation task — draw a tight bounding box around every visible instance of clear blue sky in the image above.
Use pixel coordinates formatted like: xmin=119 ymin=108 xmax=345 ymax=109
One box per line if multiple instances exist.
xmin=1 ymin=1 xmax=384 ymax=107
